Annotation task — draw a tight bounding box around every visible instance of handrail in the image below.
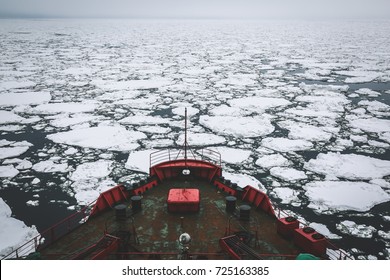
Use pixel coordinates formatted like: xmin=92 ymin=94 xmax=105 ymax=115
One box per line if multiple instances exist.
xmin=273 ymin=205 xmax=353 ymax=260
xmin=150 ymin=148 xmax=221 ymax=168
xmin=1 ymin=200 xmax=96 ymax=260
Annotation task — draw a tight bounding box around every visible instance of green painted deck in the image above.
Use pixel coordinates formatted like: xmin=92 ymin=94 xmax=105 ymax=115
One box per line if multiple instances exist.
xmin=39 ymin=177 xmax=300 ymax=259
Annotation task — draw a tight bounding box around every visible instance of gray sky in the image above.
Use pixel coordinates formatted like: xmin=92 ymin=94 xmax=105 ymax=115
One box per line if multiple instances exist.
xmin=1 ymin=0 xmax=390 ymax=19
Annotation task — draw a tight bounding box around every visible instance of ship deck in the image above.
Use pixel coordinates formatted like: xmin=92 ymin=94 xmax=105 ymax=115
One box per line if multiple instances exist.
xmin=39 ymin=176 xmax=301 ymax=260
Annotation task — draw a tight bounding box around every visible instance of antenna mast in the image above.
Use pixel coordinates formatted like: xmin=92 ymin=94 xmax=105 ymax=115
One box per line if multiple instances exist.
xmin=184 ymin=108 xmax=188 ymax=164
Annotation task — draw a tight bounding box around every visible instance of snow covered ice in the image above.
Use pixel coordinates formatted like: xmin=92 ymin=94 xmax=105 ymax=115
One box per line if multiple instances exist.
xmin=303 ymin=181 xmax=390 ymax=213
xmin=0 ymin=198 xmax=39 ymax=258
xmin=69 ymin=160 xmax=115 ymax=205
xmin=47 ymin=125 xmax=147 ymax=151
xmin=1 ymin=19 xmax=390 ymax=260
xmin=305 ymin=153 xmax=390 ymax=180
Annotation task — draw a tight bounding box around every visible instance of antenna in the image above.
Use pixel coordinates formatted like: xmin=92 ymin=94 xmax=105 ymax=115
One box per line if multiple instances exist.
xmin=184 ymin=108 xmax=188 ymax=165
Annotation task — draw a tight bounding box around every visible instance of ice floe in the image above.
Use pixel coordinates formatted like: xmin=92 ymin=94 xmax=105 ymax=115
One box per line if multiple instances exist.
xmin=0 ymin=92 xmax=51 ymax=107
xmin=379 ymin=132 xmax=390 ymax=144
xmin=309 ymin=222 xmax=341 ymax=239
xmin=270 ymin=167 xmax=307 ymax=181
xmin=64 ymin=147 xmax=79 ymax=155
xmin=0 ymin=165 xmax=19 ymax=178
xmin=211 ymin=147 xmax=251 ymax=164
xmin=92 ymin=78 xmax=172 ymax=91
xmin=295 ymin=93 xmax=350 ymax=113
xmin=285 ymin=107 xmax=338 ymax=121
xmin=378 ymin=230 xmax=390 ymax=240
xmin=31 ymin=178 xmax=40 ymax=185
xmin=30 ymin=102 xmax=99 ymax=115
xmin=69 ymin=160 xmax=115 ymax=205
xmin=125 ymin=149 xmax=156 ymax=173
xmin=26 ymin=200 xmax=39 ymax=207
xmin=199 ymin=115 xmax=274 ymax=138
xmin=216 ymin=73 xmax=258 ymax=87
xmin=171 ymin=106 xmax=199 ymax=117
xmin=0 ymin=125 xmax=24 ymax=131
xmin=97 ymin=91 xmax=140 ymax=102
xmin=335 ymin=70 xmax=380 ymax=83
xmin=70 ymin=160 xmax=113 ymax=181
xmin=137 ymin=125 xmax=171 ymax=134
xmin=114 ymin=96 xmax=159 ymax=109
xmin=228 ymin=97 xmax=291 ymax=113
xmin=303 ymin=181 xmax=390 ymax=213
xmin=72 ymin=179 xmax=116 ymax=205
xmin=0 ymin=146 xmax=30 ymax=160
xmin=349 ymin=117 xmax=390 ymax=134
xmin=255 ymin=154 xmax=290 ymax=169
xmin=143 ymin=138 xmax=175 ymax=149
xmin=176 ymin=133 xmax=226 ymax=146
xmin=32 ymin=160 xmax=70 ymax=173
xmin=350 ymin=134 xmax=368 ymax=143
xmin=0 ymin=80 xmax=36 ymax=91
xmin=209 ymin=105 xmax=243 ymax=117
xmin=62 ymin=67 xmax=94 ymax=76
xmin=49 ymin=114 xmax=103 ymax=128
xmin=278 ymin=120 xmax=333 ymax=142
xmin=0 ymin=140 xmax=14 ymax=147
xmin=0 ymin=198 xmax=39 ymax=258
xmin=358 ymin=100 xmax=390 ymax=116
xmin=305 ymin=153 xmax=390 ymax=180
xmin=0 ymin=110 xmax=26 ymax=124
xmin=3 ymin=159 xmax=33 ymax=170
xmin=119 ymin=115 xmax=170 ymax=125
xmin=370 ymin=179 xmax=390 ymax=190
xmin=47 ymin=125 xmax=147 ymax=151
xmin=336 ymin=220 xmax=377 ymax=238
xmin=261 ymin=137 xmax=313 ymax=152
xmin=271 ymin=187 xmax=300 ymax=204
xmin=223 ymin=171 xmax=266 ymax=192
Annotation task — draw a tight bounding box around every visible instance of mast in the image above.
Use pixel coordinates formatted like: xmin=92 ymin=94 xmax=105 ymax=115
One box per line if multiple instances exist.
xmin=184 ymin=108 xmax=188 ymax=165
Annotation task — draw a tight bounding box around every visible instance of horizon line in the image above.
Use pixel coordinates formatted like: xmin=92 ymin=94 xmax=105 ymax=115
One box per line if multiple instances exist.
xmin=1 ymin=15 xmax=390 ymax=21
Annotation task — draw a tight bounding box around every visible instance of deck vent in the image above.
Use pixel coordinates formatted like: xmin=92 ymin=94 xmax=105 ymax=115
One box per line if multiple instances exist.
xmin=225 ymin=196 xmax=237 ymax=213
xmin=115 ymin=204 xmax=127 ymax=220
xmin=131 ymin=196 xmax=142 ymax=212
xmin=239 ymin=205 xmax=251 ymax=221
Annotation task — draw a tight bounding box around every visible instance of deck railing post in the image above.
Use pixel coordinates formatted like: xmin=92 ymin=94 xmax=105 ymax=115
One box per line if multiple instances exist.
xmin=50 ymin=227 xmax=55 ymax=244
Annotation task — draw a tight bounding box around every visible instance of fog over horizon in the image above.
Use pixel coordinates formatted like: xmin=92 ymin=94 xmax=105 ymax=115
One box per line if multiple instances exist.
xmin=1 ymin=0 xmax=390 ymax=19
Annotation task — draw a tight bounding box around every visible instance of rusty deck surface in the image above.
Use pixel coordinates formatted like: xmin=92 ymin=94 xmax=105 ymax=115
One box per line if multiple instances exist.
xmin=39 ymin=177 xmax=300 ymax=259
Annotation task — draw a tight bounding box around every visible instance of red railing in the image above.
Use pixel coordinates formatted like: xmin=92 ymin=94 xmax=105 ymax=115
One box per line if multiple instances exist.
xmin=1 ymin=201 xmax=96 ymax=260
xmin=150 ymin=148 xmax=221 ymax=168
xmin=89 ymin=185 xmax=129 ymax=217
xmin=273 ymin=205 xmax=353 ymax=260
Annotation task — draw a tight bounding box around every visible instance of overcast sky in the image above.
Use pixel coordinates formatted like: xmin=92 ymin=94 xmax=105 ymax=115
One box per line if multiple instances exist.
xmin=1 ymin=0 xmax=390 ymax=19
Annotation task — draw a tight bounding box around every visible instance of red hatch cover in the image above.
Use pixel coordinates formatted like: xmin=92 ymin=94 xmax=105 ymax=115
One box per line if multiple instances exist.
xmin=167 ymin=188 xmax=200 ymax=213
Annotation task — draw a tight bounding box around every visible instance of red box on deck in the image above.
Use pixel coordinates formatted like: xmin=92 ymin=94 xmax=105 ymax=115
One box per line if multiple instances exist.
xmin=277 ymin=217 xmax=299 ymax=239
xmin=293 ymin=227 xmax=327 ymax=256
xmin=167 ymin=188 xmax=200 ymax=213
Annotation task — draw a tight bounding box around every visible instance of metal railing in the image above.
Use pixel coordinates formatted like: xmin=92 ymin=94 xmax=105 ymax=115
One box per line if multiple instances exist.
xmin=274 ymin=206 xmax=353 ymax=260
xmin=150 ymin=148 xmax=221 ymax=168
xmin=1 ymin=201 xmax=96 ymax=260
